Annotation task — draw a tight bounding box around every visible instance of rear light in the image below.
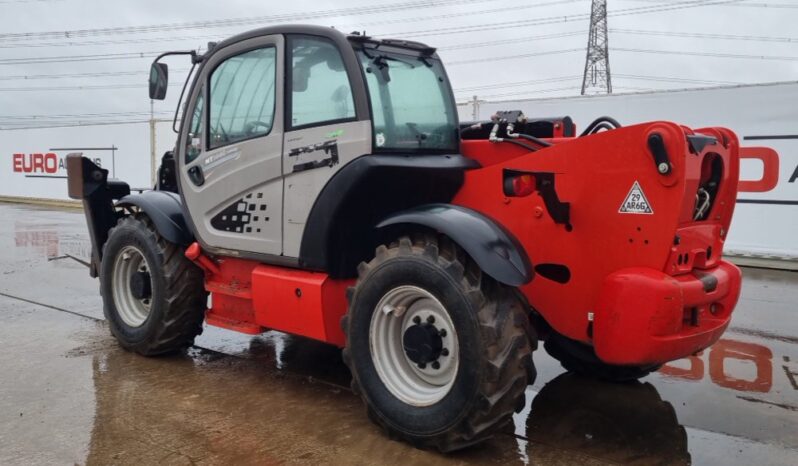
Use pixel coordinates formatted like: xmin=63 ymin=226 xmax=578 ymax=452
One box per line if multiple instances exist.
xmin=503 ymin=173 xmax=536 ymax=197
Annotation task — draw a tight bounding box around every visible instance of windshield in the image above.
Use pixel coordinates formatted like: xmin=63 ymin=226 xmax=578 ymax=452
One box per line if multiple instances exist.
xmin=356 ymin=48 xmax=458 ymax=152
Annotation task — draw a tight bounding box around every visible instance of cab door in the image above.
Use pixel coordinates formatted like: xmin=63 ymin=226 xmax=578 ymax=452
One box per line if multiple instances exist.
xmin=178 ymin=35 xmax=285 ymax=257
xmin=281 ymin=35 xmax=372 ymax=257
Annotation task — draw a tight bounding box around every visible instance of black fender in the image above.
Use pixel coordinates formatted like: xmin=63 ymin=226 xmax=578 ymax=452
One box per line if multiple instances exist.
xmin=377 ymin=204 xmax=533 ymax=287
xmin=117 ymin=191 xmax=194 ymax=246
xmin=298 ymin=153 xmax=479 ymax=277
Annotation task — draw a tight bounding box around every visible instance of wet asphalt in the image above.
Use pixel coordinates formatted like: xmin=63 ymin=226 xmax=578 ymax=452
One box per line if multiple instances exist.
xmin=0 ymin=202 xmax=796 ymax=466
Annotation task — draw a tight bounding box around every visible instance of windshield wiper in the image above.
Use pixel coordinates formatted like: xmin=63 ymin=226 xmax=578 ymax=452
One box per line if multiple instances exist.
xmin=367 ymin=53 xmax=417 ymax=83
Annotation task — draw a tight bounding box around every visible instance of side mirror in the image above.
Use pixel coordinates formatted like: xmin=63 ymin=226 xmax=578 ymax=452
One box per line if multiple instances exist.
xmin=149 ymin=62 xmax=169 ymax=100
xmin=293 ymin=66 xmax=310 ymax=92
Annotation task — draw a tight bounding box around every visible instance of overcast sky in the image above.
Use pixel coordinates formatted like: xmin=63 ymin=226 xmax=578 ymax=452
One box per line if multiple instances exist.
xmin=0 ymin=0 xmax=796 ymax=129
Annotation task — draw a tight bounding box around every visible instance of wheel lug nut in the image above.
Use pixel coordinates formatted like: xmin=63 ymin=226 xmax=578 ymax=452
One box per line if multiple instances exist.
xmin=439 ymin=329 xmax=447 ymax=337
xmin=431 ymin=361 xmax=440 ymax=370
xmin=418 ymin=362 xmax=426 ymax=369
xmin=413 ymin=316 xmax=421 ymax=324
xmin=441 ymin=348 xmax=449 ymax=357
xmin=427 ymin=315 xmax=435 ymax=324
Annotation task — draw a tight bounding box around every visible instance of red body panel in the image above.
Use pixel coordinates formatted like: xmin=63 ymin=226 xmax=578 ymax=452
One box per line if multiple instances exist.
xmin=191 ymin=121 xmax=743 ymax=366
xmin=203 ymin=257 xmax=260 ymax=335
xmin=454 ymin=122 xmax=741 ymax=364
xmin=251 ymin=265 xmax=352 ymax=346
xmin=187 ymin=249 xmax=353 ymax=345
xmin=593 ymin=261 xmax=741 ymax=365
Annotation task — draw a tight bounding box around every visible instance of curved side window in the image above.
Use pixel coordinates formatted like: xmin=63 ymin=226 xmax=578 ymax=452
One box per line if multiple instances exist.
xmin=289 ymin=36 xmax=355 ymax=129
xmin=208 ymin=46 xmax=277 ymax=150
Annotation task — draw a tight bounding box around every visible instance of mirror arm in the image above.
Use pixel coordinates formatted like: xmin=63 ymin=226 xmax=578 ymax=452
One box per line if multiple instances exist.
xmin=153 ymin=50 xmax=199 ymax=65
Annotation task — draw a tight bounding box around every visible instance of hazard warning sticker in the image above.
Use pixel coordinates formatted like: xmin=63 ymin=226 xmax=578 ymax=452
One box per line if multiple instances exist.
xmin=619 ymin=181 xmax=653 ymax=214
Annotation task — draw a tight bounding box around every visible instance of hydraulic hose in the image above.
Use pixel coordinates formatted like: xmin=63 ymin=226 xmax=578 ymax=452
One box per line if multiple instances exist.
xmin=516 ymin=133 xmax=552 ymax=147
xmin=579 ymin=116 xmax=622 ymax=137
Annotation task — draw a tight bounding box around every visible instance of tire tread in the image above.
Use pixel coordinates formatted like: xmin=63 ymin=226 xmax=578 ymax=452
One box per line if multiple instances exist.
xmin=343 ymin=234 xmax=536 ymax=452
xmin=102 ymin=214 xmax=207 ymax=356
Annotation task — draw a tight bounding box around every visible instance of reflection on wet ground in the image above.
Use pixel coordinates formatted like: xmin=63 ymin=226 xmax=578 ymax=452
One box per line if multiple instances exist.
xmin=1 ymin=203 xmax=797 ymax=465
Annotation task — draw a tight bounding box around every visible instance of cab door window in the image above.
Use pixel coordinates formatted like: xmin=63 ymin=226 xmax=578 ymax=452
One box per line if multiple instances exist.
xmin=289 ymin=36 xmax=355 ymax=129
xmin=185 ymin=87 xmax=204 ymax=163
xmin=209 ymin=46 xmax=277 ymax=149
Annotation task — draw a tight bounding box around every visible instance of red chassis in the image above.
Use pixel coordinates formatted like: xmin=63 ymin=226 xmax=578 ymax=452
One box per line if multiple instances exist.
xmin=186 ymin=121 xmax=742 ymax=367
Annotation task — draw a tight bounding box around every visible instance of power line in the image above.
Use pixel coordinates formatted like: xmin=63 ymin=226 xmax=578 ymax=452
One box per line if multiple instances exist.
xmin=0 ymin=0 xmax=497 ymax=42
xmin=346 ymin=0 xmax=585 ymax=28
xmin=439 ymin=31 xmax=585 ymax=51
xmin=0 ymin=119 xmax=156 ymax=131
xmin=0 ymin=111 xmax=172 ymax=120
xmin=616 ymin=47 xmax=798 ymax=61
xmin=0 ymin=0 xmax=777 ymax=105
xmin=454 ymin=76 xmax=583 ymax=92
xmin=619 ymin=0 xmax=798 ymax=7
xmin=447 ymin=48 xmax=583 ymax=66
xmin=448 ymin=41 xmax=798 ymax=67
xmin=611 ymin=28 xmax=798 ymax=44
xmin=0 ymin=51 xmax=161 ymax=65
xmin=0 ymin=1 xmax=745 ymax=68
xmin=0 ymin=0 xmax=63 ymax=4
xmin=0 ymin=0 xmax=741 ymax=49
xmin=0 ymin=31 xmax=586 ymax=79
xmin=460 ymin=84 xmax=585 ymax=100
xmin=0 ymin=69 xmax=190 ymax=81
xmin=614 ymin=73 xmax=741 ymax=85
xmin=465 ymin=84 xmax=661 ymax=101
xmin=385 ymin=0 xmax=746 ymax=37
xmin=0 ymin=34 xmax=227 ymax=50
xmin=0 ymin=1 xmax=583 ymax=50
xmin=0 ymin=82 xmax=182 ymax=92
xmin=717 ymin=1 xmax=798 ymax=6
xmin=0 ymin=32 xmax=585 ymax=81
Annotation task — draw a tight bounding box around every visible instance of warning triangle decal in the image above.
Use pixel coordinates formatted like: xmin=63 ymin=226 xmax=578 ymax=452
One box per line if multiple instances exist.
xmin=619 ymin=181 xmax=653 ymax=214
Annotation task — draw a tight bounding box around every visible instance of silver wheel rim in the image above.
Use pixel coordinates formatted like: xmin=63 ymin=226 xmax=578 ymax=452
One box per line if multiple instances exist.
xmin=369 ymin=285 xmax=459 ymax=407
xmin=111 ymin=245 xmax=153 ymax=327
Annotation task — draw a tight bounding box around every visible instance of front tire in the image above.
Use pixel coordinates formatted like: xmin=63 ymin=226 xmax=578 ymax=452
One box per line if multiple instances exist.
xmin=100 ymin=214 xmax=207 ymax=356
xmin=342 ymin=235 xmax=535 ymax=452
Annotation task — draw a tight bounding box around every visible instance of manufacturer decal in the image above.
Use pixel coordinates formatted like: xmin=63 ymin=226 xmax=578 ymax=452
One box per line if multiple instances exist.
xmin=288 ymin=139 xmax=339 ymax=173
xmin=619 ymin=181 xmax=653 ymax=214
xmin=203 ymin=146 xmax=241 ymax=171
xmin=375 ymin=132 xmax=386 ymax=147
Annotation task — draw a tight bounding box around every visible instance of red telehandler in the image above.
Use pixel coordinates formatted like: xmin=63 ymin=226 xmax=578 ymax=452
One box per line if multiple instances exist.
xmin=68 ymin=25 xmax=743 ymax=451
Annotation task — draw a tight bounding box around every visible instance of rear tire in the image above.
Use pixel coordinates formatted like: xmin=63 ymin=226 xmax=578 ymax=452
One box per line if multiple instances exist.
xmin=100 ymin=214 xmax=207 ymax=356
xmin=544 ymin=332 xmax=660 ymax=382
xmin=342 ymin=234 xmax=535 ymax=452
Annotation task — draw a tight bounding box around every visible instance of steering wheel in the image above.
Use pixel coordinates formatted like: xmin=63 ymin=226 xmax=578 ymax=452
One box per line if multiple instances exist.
xmin=245 ymin=121 xmax=271 ymax=135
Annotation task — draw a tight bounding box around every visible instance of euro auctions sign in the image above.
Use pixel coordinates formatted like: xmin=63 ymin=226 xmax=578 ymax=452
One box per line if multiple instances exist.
xmin=11 ymin=152 xmax=104 ymax=176
xmin=0 ymin=120 xmax=169 ymax=203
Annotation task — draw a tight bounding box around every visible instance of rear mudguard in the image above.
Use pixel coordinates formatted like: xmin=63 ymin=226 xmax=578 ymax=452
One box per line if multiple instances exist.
xmin=377 ymin=203 xmax=533 ymax=287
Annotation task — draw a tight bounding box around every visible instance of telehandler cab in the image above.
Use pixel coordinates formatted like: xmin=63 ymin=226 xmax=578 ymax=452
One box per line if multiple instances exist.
xmin=68 ymin=25 xmax=743 ymax=451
